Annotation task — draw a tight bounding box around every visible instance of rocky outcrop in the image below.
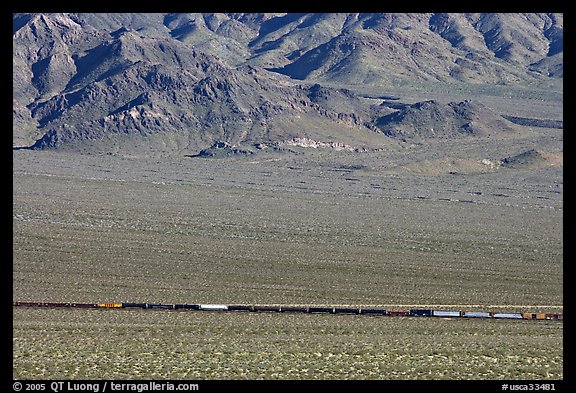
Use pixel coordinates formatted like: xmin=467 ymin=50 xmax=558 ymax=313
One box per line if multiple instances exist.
xmin=375 ymin=100 xmax=521 ymax=139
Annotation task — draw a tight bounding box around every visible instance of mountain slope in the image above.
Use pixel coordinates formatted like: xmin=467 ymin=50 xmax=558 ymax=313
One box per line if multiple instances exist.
xmin=13 ymin=13 xmax=563 ymax=154
xmin=272 ymin=13 xmax=563 ymax=85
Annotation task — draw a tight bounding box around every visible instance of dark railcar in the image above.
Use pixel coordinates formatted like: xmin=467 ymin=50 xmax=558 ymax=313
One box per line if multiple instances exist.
xmin=359 ymin=308 xmax=387 ymax=315
xmin=228 ymin=305 xmax=254 ymax=312
xmin=174 ymin=304 xmax=201 ymax=310
xmin=252 ymin=305 xmax=282 ymax=312
xmin=14 ymin=301 xmax=44 ymax=307
xmin=333 ymin=307 xmax=361 ymax=315
xmin=410 ymin=309 xmax=432 ymax=317
xmin=70 ymin=303 xmax=98 ymax=308
xmin=146 ymin=303 xmax=174 ymax=310
xmin=308 ymin=307 xmax=334 ymax=314
xmin=45 ymin=302 xmax=68 ymax=308
xmin=122 ymin=303 xmax=147 ymax=309
xmin=280 ymin=306 xmax=308 ymax=313
xmin=387 ymin=309 xmax=410 ymax=316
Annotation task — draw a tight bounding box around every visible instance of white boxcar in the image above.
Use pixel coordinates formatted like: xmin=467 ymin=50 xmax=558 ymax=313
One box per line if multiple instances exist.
xmin=199 ymin=304 xmax=228 ymax=311
xmin=463 ymin=311 xmax=491 ymax=318
xmin=492 ymin=313 xmax=523 ymax=319
xmin=432 ymin=310 xmax=461 ymax=317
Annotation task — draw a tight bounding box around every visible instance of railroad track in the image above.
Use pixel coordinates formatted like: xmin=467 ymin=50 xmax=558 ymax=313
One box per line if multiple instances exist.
xmin=13 ymin=301 xmax=563 ymax=321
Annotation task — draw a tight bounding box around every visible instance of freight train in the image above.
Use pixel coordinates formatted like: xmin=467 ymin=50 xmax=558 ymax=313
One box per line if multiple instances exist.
xmin=12 ymin=301 xmax=563 ymax=321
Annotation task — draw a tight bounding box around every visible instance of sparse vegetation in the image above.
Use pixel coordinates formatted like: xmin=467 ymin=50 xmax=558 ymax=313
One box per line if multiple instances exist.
xmin=13 ymin=145 xmax=562 ymax=308
xmin=13 ymin=133 xmax=562 ymax=379
xmin=13 ymin=307 xmax=563 ymax=380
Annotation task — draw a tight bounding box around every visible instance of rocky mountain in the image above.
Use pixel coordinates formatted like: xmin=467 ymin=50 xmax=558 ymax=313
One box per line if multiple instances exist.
xmin=13 ymin=13 xmax=563 ymax=155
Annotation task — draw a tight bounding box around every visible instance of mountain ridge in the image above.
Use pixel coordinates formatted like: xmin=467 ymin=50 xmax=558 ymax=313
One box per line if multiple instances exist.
xmin=13 ymin=13 xmax=563 ymax=155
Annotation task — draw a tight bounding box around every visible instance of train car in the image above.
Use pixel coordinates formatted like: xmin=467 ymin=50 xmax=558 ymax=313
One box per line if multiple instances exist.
xmin=174 ymin=304 xmax=201 ymax=310
xmin=44 ymin=302 xmax=69 ymax=308
xmin=227 ymin=305 xmax=253 ymax=312
xmin=97 ymin=303 xmax=121 ymax=308
xmin=410 ymin=309 xmax=432 ymax=317
xmin=252 ymin=305 xmax=282 ymax=312
xmin=432 ymin=310 xmax=461 ymax=318
xmin=69 ymin=303 xmax=98 ymax=308
xmin=544 ymin=313 xmax=563 ymax=321
xmin=387 ymin=309 xmax=410 ymax=316
xmin=279 ymin=306 xmax=308 ymax=313
xmin=146 ymin=303 xmax=174 ymax=310
xmin=492 ymin=313 xmax=523 ymax=319
xmin=522 ymin=313 xmax=550 ymax=320
xmin=14 ymin=301 xmax=44 ymax=307
xmin=199 ymin=304 xmax=228 ymax=311
xmin=463 ymin=311 xmax=491 ymax=318
xmin=308 ymin=307 xmax=333 ymax=314
xmin=359 ymin=308 xmax=387 ymax=316
xmin=332 ymin=307 xmax=361 ymax=315
xmin=98 ymin=303 xmax=122 ymax=308
xmin=122 ymin=303 xmax=147 ymax=309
